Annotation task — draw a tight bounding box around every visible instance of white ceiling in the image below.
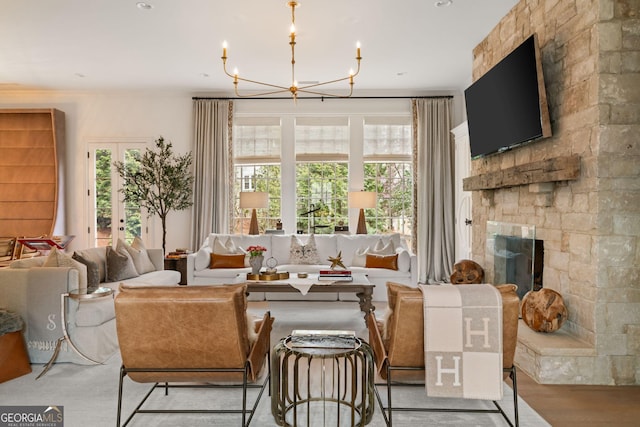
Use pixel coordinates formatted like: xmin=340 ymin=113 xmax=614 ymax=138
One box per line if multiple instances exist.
xmin=0 ymin=0 xmax=518 ymax=95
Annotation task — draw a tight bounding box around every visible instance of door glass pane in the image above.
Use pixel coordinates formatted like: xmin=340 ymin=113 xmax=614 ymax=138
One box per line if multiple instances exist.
xmin=122 ymin=149 xmax=141 ymax=243
xmin=94 ymin=149 xmax=113 ymax=247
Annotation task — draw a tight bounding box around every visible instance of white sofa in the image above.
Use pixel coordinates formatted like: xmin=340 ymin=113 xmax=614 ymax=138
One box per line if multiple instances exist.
xmin=187 ymin=233 xmax=417 ymax=302
xmin=0 ymin=247 xmax=180 ymax=364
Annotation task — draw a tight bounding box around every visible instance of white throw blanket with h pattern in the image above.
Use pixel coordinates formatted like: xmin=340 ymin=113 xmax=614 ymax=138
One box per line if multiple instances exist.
xmin=419 ymin=283 xmax=503 ymax=400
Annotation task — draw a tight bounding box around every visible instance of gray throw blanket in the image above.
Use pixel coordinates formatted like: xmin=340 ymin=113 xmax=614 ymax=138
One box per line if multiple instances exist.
xmin=419 ymin=283 xmax=503 ymax=400
xmin=26 ymin=268 xmax=73 ymax=361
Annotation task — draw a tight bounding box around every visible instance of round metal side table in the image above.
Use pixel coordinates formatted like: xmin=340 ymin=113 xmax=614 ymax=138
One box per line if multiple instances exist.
xmin=271 ymin=335 xmax=375 ymax=427
xmin=37 ymin=286 xmax=114 ymax=379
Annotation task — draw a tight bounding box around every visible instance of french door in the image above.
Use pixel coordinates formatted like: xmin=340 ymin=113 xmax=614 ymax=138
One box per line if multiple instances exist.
xmin=87 ymin=142 xmax=149 ymax=247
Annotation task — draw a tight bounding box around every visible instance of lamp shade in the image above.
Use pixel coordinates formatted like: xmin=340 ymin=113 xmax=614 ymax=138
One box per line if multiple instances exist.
xmin=348 ymin=191 xmax=377 ymax=209
xmin=239 ymin=191 xmax=269 ymax=209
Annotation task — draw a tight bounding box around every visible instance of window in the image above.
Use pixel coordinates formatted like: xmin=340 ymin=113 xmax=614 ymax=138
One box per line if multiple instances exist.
xmin=363 ymin=118 xmax=413 ymax=241
xmin=232 ymin=118 xmax=281 ymax=233
xmin=295 ymin=118 xmax=349 ymax=234
xmin=231 ymin=113 xmax=413 ymax=238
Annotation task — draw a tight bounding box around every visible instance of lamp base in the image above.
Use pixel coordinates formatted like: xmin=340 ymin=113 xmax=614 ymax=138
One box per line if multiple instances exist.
xmin=249 ymin=209 xmax=260 ymax=235
xmin=356 ymin=208 xmax=368 ymax=234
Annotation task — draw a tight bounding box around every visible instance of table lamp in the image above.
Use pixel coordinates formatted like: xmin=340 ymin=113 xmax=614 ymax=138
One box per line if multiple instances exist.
xmin=348 ymin=191 xmax=376 ymax=234
xmin=239 ymin=191 xmax=269 ymax=235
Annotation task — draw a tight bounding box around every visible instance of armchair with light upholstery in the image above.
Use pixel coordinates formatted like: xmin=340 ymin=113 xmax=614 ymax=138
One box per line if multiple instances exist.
xmin=114 ymin=283 xmax=274 ymax=427
xmin=367 ymin=282 xmax=520 ymax=427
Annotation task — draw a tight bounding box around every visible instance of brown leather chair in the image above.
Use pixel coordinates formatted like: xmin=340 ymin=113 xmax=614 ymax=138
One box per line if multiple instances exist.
xmin=114 ymin=283 xmax=274 ymax=427
xmin=367 ymin=282 xmax=520 ymax=427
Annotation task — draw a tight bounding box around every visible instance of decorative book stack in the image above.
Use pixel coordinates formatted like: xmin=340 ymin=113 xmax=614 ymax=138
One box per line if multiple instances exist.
xmin=318 ymin=270 xmax=353 ymax=281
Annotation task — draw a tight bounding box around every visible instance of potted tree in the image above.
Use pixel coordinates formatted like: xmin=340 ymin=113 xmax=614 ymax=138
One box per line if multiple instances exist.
xmin=114 ymin=136 xmax=193 ymax=252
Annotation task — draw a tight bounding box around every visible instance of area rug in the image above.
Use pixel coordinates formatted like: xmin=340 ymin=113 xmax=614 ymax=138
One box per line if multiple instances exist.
xmin=0 ymin=301 xmax=550 ymax=427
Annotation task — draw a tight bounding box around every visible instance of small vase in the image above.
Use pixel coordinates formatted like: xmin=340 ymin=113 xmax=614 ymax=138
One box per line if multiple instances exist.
xmin=249 ymin=255 xmax=263 ymax=275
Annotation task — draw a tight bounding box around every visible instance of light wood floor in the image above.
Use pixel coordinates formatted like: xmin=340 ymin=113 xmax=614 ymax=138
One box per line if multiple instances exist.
xmin=512 ymin=368 xmax=640 ymax=426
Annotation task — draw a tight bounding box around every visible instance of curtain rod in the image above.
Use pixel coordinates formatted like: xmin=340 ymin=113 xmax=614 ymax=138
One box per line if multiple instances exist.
xmin=192 ymin=95 xmax=453 ymax=101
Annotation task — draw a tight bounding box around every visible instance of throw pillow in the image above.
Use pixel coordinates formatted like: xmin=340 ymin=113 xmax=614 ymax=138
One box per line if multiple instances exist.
xmin=194 ymin=246 xmax=212 ymax=271
xmin=72 ymin=252 xmax=100 ymax=290
xmin=396 ymin=248 xmax=411 ymax=273
xmin=365 ymin=253 xmax=399 ymax=270
xmin=106 ymin=246 xmax=139 ymax=282
xmin=212 ymin=236 xmax=241 ymax=253
xmin=117 ymin=237 xmax=155 ymax=275
xmin=373 ymin=238 xmax=395 ymax=255
xmin=351 ymin=246 xmax=369 ymax=267
xmin=130 ymin=236 xmax=157 ymax=273
xmin=44 ymin=247 xmax=88 ymax=291
xmin=209 ymin=253 xmax=246 ymax=269
xmin=289 ymin=234 xmax=321 ymax=265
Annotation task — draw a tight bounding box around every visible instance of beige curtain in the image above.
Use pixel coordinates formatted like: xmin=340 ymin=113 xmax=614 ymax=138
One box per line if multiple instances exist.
xmin=190 ymin=99 xmax=233 ymax=250
xmin=412 ymin=98 xmax=455 ymax=283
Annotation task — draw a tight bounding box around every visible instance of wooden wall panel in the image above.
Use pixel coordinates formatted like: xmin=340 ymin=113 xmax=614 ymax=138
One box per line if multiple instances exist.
xmin=0 ymin=109 xmax=64 ymax=238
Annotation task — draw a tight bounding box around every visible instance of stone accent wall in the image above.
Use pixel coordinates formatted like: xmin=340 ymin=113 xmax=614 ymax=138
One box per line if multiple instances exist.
xmin=469 ymin=0 xmax=639 ymax=384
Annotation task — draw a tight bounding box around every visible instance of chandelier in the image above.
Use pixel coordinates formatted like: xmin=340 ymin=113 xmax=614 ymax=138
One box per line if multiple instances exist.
xmin=221 ymin=1 xmax=362 ymax=99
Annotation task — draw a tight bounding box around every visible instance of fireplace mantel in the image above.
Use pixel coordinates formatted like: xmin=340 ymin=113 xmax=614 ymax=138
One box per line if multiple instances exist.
xmin=463 ymin=155 xmax=581 ymax=191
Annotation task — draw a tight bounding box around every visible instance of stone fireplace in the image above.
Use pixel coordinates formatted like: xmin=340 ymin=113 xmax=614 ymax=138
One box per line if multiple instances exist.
xmin=464 ymin=0 xmax=640 ymax=385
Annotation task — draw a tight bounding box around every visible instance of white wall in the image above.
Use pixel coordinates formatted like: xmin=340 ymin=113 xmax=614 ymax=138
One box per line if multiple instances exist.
xmin=0 ymin=90 xmax=193 ymax=252
xmin=0 ymin=89 xmax=464 ymax=252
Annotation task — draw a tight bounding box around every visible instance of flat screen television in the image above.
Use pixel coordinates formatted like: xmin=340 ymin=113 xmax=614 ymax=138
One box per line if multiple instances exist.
xmin=464 ymin=34 xmax=552 ymax=159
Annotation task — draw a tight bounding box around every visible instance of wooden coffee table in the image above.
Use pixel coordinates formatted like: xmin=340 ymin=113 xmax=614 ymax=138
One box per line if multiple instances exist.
xmin=243 ymin=273 xmax=375 ymax=324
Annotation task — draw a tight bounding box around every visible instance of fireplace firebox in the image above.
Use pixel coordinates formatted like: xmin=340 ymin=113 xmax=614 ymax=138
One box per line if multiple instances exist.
xmin=486 ymin=221 xmax=543 ymax=300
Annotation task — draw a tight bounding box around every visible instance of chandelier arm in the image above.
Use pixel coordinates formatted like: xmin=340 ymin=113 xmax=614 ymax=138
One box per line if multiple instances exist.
xmin=234 ymin=76 xmax=291 ymax=91
xmin=297 ymin=85 xmax=354 ymax=98
xmin=234 ymin=87 xmax=293 ymax=98
xmin=298 ymin=76 xmax=351 ymax=90
xmin=223 ymin=60 xmax=290 ymax=91
xmin=297 ymin=61 xmax=361 ymax=90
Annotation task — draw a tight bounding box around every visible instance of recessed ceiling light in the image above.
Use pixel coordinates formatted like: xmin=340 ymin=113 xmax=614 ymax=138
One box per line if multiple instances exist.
xmin=201 ymin=73 xmax=210 ymax=78
xmin=75 ymin=73 xmax=86 ymax=78
xmin=435 ymin=0 xmax=453 ymax=7
xmin=397 ymin=71 xmax=408 ymax=76
xmin=136 ymin=2 xmax=153 ymax=10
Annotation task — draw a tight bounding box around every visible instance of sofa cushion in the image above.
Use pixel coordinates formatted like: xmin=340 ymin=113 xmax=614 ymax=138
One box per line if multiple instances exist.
xmin=194 ymin=267 xmax=249 ymax=280
xmin=210 ymin=253 xmax=246 ymax=269
xmin=290 ymin=234 xmax=321 ymax=264
xmin=75 ymin=247 xmax=107 ymax=283
xmin=108 ymin=270 xmax=180 ymax=287
xmin=72 ymin=252 xmax=100 ymax=289
xmin=337 ymin=234 xmax=402 ymax=266
xmin=9 ymin=256 xmax=46 ymax=269
xmin=365 ymin=253 xmax=398 ymax=270
xmin=44 ymin=247 xmax=88 ymax=291
xmin=75 ymin=297 xmax=116 ymax=327
xmin=106 ymin=246 xmax=139 ymax=282
xmin=127 ymin=237 xmax=157 ymax=274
